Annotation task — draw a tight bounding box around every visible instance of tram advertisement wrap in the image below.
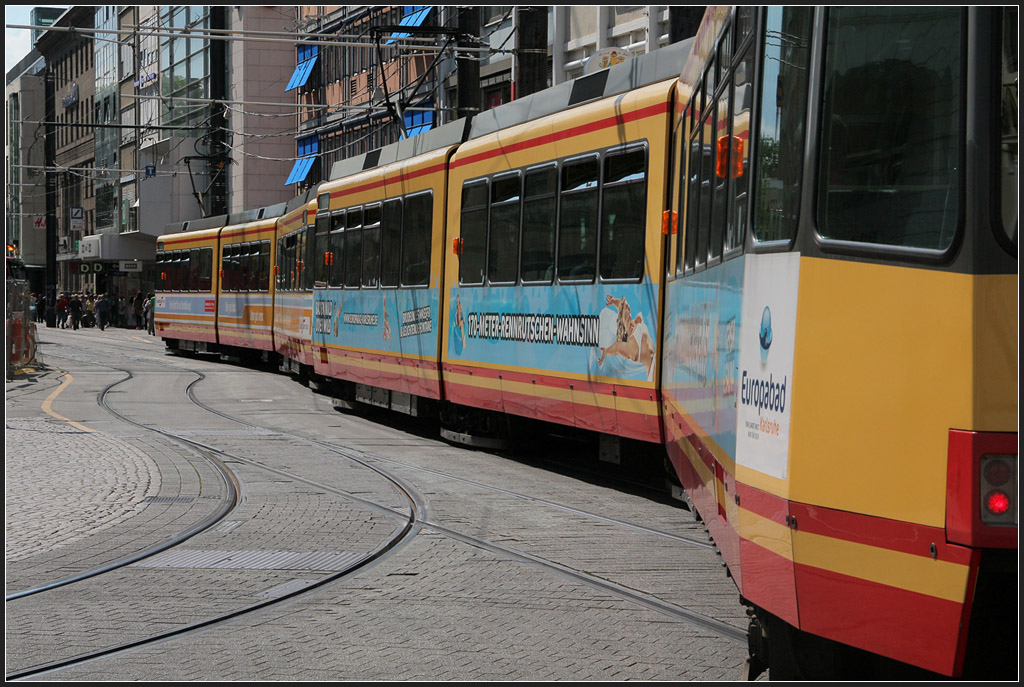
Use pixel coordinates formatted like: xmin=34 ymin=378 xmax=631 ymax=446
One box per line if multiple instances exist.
xmin=663 ymin=257 xmax=745 ymax=461
xmin=735 ymin=252 xmax=799 ymax=480
xmin=312 ymin=288 xmax=439 ymax=356
xmin=448 ymin=282 xmax=659 ymax=383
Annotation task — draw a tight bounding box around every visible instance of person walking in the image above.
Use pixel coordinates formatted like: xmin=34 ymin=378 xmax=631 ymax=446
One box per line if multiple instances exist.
xmin=56 ymin=292 xmax=69 ymax=329
xmin=68 ymin=293 xmax=83 ymax=330
xmin=115 ymin=296 xmax=126 ymax=328
xmin=84 ymin=294 xmax=96 ymax=327
xmin=132 ymin=292 xmax=145 ymax=330
xmin=95 ymin=293 xmax=112 ymax=331
xmin=146 ymin=293 xmax=156 ymax=335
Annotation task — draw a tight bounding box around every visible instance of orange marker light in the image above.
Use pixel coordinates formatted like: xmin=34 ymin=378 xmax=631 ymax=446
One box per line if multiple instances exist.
xmin=717 ymin=135 xmax=745 ymax=179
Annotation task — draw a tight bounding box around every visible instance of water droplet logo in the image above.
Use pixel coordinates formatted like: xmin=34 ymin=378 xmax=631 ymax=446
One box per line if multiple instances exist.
xmin=759 ymin=306 xmax=772 ymax=364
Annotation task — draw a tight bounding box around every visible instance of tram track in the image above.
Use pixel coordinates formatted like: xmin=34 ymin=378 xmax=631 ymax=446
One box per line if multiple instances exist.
xmin=6 ymin=352 xmax=425 ymax=681
xmin=9 ymin=334 xmax=746 ymax=680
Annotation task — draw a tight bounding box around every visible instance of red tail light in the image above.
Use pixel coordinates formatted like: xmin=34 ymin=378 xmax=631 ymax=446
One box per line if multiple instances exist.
xmin=947 ymin=431 xmax=1017 ymax=548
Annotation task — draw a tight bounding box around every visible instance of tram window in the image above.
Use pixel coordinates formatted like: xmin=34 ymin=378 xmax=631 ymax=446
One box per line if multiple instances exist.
xmin=303 ymin=224 xmax=316 ymax=290
xmin=460 ymin=181 xmax=488 ymax=285
xmin=817 ymin=7 xmax=960 ymax=250
xmin=344 ymin=208 xmax=363 ymax=288
xmin=488 ymin=173 xmax=521 ymax=284
xmin=753 ymin=6 xmax=811 ymax=243
xmin=1000 ymin=7 xmax=1018 ymax=247
xmin=558 ymin=157 xmax=599 ymax=282
xmin=199 ymin=247 xmax=212 ymax=291
xmin=380 ymin=198 xmax=402 ymax=287
xmin=249 ymin=244 xmax=262 ymax=291
xmin=726 ymin=49 xmax=753 ymax=254
xmin=402 ymin=192 xmax=432 ymax=286
xmin=221 ymin=246 xmax=232 ymax=291
xmin=328 ymin=211 xmax=345 ymax=287
xmin=718 ymin=25 xmax=732 ymax=81
xmin=600 ymin=148 xmax=647 ymax=281
xmin=362 ymin=203 xmax=381 ymax=288
xmin=315 ymin=213 xmax=331 ymax=284
xmin=258 ymin=243 xmax=269 ymax=292
xmin=276 ymin=239 xmax=285 ymax=290
xmin=685 ymin=137 xmax=701 ymax=271
xmin=521 ymin=166 xmax=557 ymax=283
xmin=735 ymin=6 xmax=754 ymax=48
xmin=697 ymin=112 xmax=714 ymax=266
xmin=190 ymin=248 xmax=201 ymax=291
xmin=243 ymin=244 xmax=253 ymax=291
xmin=710 ymin=89 xmax=729 ymax=262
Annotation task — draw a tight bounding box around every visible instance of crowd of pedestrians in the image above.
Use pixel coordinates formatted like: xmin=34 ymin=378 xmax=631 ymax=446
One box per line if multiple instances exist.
xmin=44 ymin=290 xmax=156 ymax=333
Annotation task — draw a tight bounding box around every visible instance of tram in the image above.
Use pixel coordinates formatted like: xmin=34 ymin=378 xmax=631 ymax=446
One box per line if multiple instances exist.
xmin=155 ymin=6 xmax=1017 ymax=679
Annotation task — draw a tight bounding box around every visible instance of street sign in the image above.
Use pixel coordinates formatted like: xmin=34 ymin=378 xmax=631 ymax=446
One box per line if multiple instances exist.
xmin=120 ymin=260 xmax=142 ymax=272
xmin=70 ymin=206 xmax=84 ymax=233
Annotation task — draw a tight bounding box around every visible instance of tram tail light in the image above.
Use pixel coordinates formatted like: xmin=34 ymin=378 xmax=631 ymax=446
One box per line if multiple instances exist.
xmin=946 ymin=430 xmax=1017 ymax=548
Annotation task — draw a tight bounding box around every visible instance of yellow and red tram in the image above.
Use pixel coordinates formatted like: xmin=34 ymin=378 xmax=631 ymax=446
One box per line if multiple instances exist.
xmin=156 ymin=5 xmax=1016 ymax=679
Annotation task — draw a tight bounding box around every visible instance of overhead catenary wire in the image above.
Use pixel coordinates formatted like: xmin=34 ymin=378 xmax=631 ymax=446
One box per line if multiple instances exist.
xmin=7 ymin=22 xmax=504 ymax=54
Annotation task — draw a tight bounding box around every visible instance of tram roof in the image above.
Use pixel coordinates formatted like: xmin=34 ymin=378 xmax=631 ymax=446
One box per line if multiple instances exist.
xmin=328 ymin=36 xmax=693 ymax=182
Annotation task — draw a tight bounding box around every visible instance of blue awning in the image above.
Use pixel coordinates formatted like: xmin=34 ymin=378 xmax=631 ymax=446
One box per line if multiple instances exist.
xmin=285 ymin=55 xmax=318 ymax=92
xmin=285 ymin=157 xmax=316 ymax=185
xmin=401 ymin=105 xmax=433 ymax=139
xmin=384 ymin=6 xmax=432 ymax=44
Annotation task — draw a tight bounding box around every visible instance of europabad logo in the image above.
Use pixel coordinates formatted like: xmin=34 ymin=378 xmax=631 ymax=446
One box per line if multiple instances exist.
xmin=758 ymin=306 xmax=772 ymax=364
xmin=741 ymin=305 xmax=787 ymax=416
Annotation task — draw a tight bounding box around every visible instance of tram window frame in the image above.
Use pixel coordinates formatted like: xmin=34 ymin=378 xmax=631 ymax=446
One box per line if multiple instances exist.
xmin=726 ymin=45 xmax=754 ymax=257
xmin=679 ymin=13 xmax=759 ymax=275
xmin=257 ymin=242 xmax=269 ymax=292
xmin=328 ymin=210 xmax=346 ymax=287
xmin=487 ymin=171 xmax=522 ymax=285
xmin=599 ymin=144 xmax=648 ymax=282
xmin=997 ymin=6 xmax=1018 ymax=252
xmin=672 ymin=105 xmax=691 ymax=278
xmin=380 ymin=198 xmax=402 ymax=288
xmin=459 ymin=180 xmax=489 ymax=286
xmin=750 ymin=5 xmax=812 ymax=247
xmin=521 ymin=164 xmax=557 ymax=284
xmin=401 ymin=191 xmax=432 ymax=288
xmin=302 ymin=222 xmax=316 ymax=290
xmin=248 ymin=243 xmax=262 ymax=291
xmin=315 ymin=211 xmax=331 ymax=285
xmin=709 ymin=84 xmax=729 ymax=266
xmin=190 ymin=248 xmax=201 ymax=291
xmin=361 ymin=202 xmax=382 ymax=288
xmin=344 ymin=206 xmax=363 ymax=289
xmin=815 ymin=6 xmax=963 ymax=255
xmin=221 ymin=245 xmax=232 ymax=292
xmin=199 ymin=247 xmax=212 ymax=291
xmin=241 ymin=243 xmax=253 ymax=292
xmin=557 ymin=154 xmax=600 ymax=283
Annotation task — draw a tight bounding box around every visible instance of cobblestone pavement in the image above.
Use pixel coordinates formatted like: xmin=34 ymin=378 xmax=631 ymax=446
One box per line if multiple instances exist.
xmin=6 ymin=327 xmax=752 ymax=680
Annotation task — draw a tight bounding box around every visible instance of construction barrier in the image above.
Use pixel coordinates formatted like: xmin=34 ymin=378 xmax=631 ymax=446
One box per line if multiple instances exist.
xmin=6 ymin=279 xmax=38 ymax=377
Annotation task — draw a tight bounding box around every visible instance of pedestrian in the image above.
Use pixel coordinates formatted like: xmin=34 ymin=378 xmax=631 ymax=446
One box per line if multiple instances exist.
xmin=95 ymin=293 xmax=112 ymax=331
xmin=84 ymin=294 xmax=96 ymax=328
xmin=56 ymin=292 xmax=69 ymax=329
xmin=69 ymin=293 xmax=83 ymax=330
xmin=36 ymin=292 xmax=46 ymax=323
xmin=132 ymin=292 xmax=145 ymax=329
xmin=115 ymin=296 xmax=126 ymax=327
xmin=146 ymin=293 xmax=156 ymax=335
